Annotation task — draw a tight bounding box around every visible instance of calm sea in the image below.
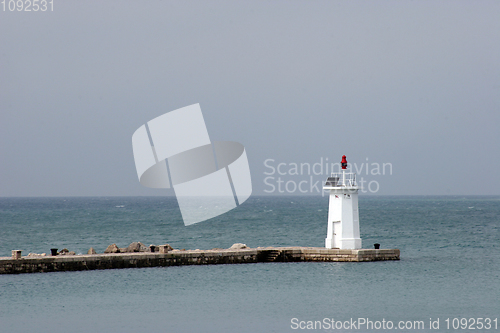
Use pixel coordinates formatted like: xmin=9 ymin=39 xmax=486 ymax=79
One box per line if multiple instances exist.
xmin=0 ymin=196 xmax=499 ymax=332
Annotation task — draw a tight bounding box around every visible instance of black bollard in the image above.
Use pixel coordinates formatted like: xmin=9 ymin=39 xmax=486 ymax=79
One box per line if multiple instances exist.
xmin=150 ymin=245 xmax=156 ymax=253
xmin=50 ymin=248 xmax=58 ymax=256
xmin=374 ymin=243 xmax=380 ymax=249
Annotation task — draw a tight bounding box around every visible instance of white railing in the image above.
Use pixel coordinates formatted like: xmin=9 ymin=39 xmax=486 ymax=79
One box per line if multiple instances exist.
xmin=324 ymin=172 xmax=357 ymax=187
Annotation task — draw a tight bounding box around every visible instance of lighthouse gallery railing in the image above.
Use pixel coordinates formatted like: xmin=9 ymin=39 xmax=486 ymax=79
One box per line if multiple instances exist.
xmin=324 ymin=173 xmax=357 ymax=187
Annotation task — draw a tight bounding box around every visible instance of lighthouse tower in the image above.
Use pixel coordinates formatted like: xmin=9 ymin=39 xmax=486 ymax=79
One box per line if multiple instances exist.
xmin=324 ymin=155 xmax=362 ymax=249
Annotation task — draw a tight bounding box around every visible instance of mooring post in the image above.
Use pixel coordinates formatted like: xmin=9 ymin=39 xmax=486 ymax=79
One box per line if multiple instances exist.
xmin=12 ymin=250 xmax=22 ymax=259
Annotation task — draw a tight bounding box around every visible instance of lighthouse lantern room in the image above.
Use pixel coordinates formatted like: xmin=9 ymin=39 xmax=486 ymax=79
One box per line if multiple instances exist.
xmin=323 ymin=155 xmax=362 ymax=249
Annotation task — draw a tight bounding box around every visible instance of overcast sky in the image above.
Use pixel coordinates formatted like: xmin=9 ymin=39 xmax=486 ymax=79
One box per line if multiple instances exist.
xmin=1 ymin=0 xmax=499 ymax=197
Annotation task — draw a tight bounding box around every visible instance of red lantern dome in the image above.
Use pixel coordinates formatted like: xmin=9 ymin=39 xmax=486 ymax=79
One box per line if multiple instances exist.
xmin=341 ymin=155 xmax=348 ymax=170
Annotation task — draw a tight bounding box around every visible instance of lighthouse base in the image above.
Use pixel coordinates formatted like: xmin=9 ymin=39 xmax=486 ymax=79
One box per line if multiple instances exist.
xmin=325 ymin=238 xmax=362 ymax=250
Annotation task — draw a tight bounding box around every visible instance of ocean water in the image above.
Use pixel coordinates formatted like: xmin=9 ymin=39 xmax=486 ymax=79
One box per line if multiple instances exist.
xmin=0 ymin=196 xmax=499 ymax=333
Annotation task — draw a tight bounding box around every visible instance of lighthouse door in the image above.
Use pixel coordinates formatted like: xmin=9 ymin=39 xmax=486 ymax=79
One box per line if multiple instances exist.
xmin=330 ymin=194 xmax=342 ymax=249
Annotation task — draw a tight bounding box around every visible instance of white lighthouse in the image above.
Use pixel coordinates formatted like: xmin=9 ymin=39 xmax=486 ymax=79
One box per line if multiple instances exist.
xmin=324 ymin=155 xmax=362 ymax=249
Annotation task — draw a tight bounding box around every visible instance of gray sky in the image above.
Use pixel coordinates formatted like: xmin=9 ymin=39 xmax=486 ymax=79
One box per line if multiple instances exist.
xmin=1 ymin=0 xmax=499 ymax=196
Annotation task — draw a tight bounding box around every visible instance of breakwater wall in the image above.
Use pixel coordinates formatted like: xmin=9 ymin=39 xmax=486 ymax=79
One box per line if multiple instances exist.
xmin=0 ymin=247 xmax=400 ymax=274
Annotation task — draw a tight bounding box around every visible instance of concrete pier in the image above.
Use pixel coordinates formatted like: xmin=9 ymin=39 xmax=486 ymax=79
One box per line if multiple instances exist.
xmin=0 ymin=247 xmax=400 ymax=274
